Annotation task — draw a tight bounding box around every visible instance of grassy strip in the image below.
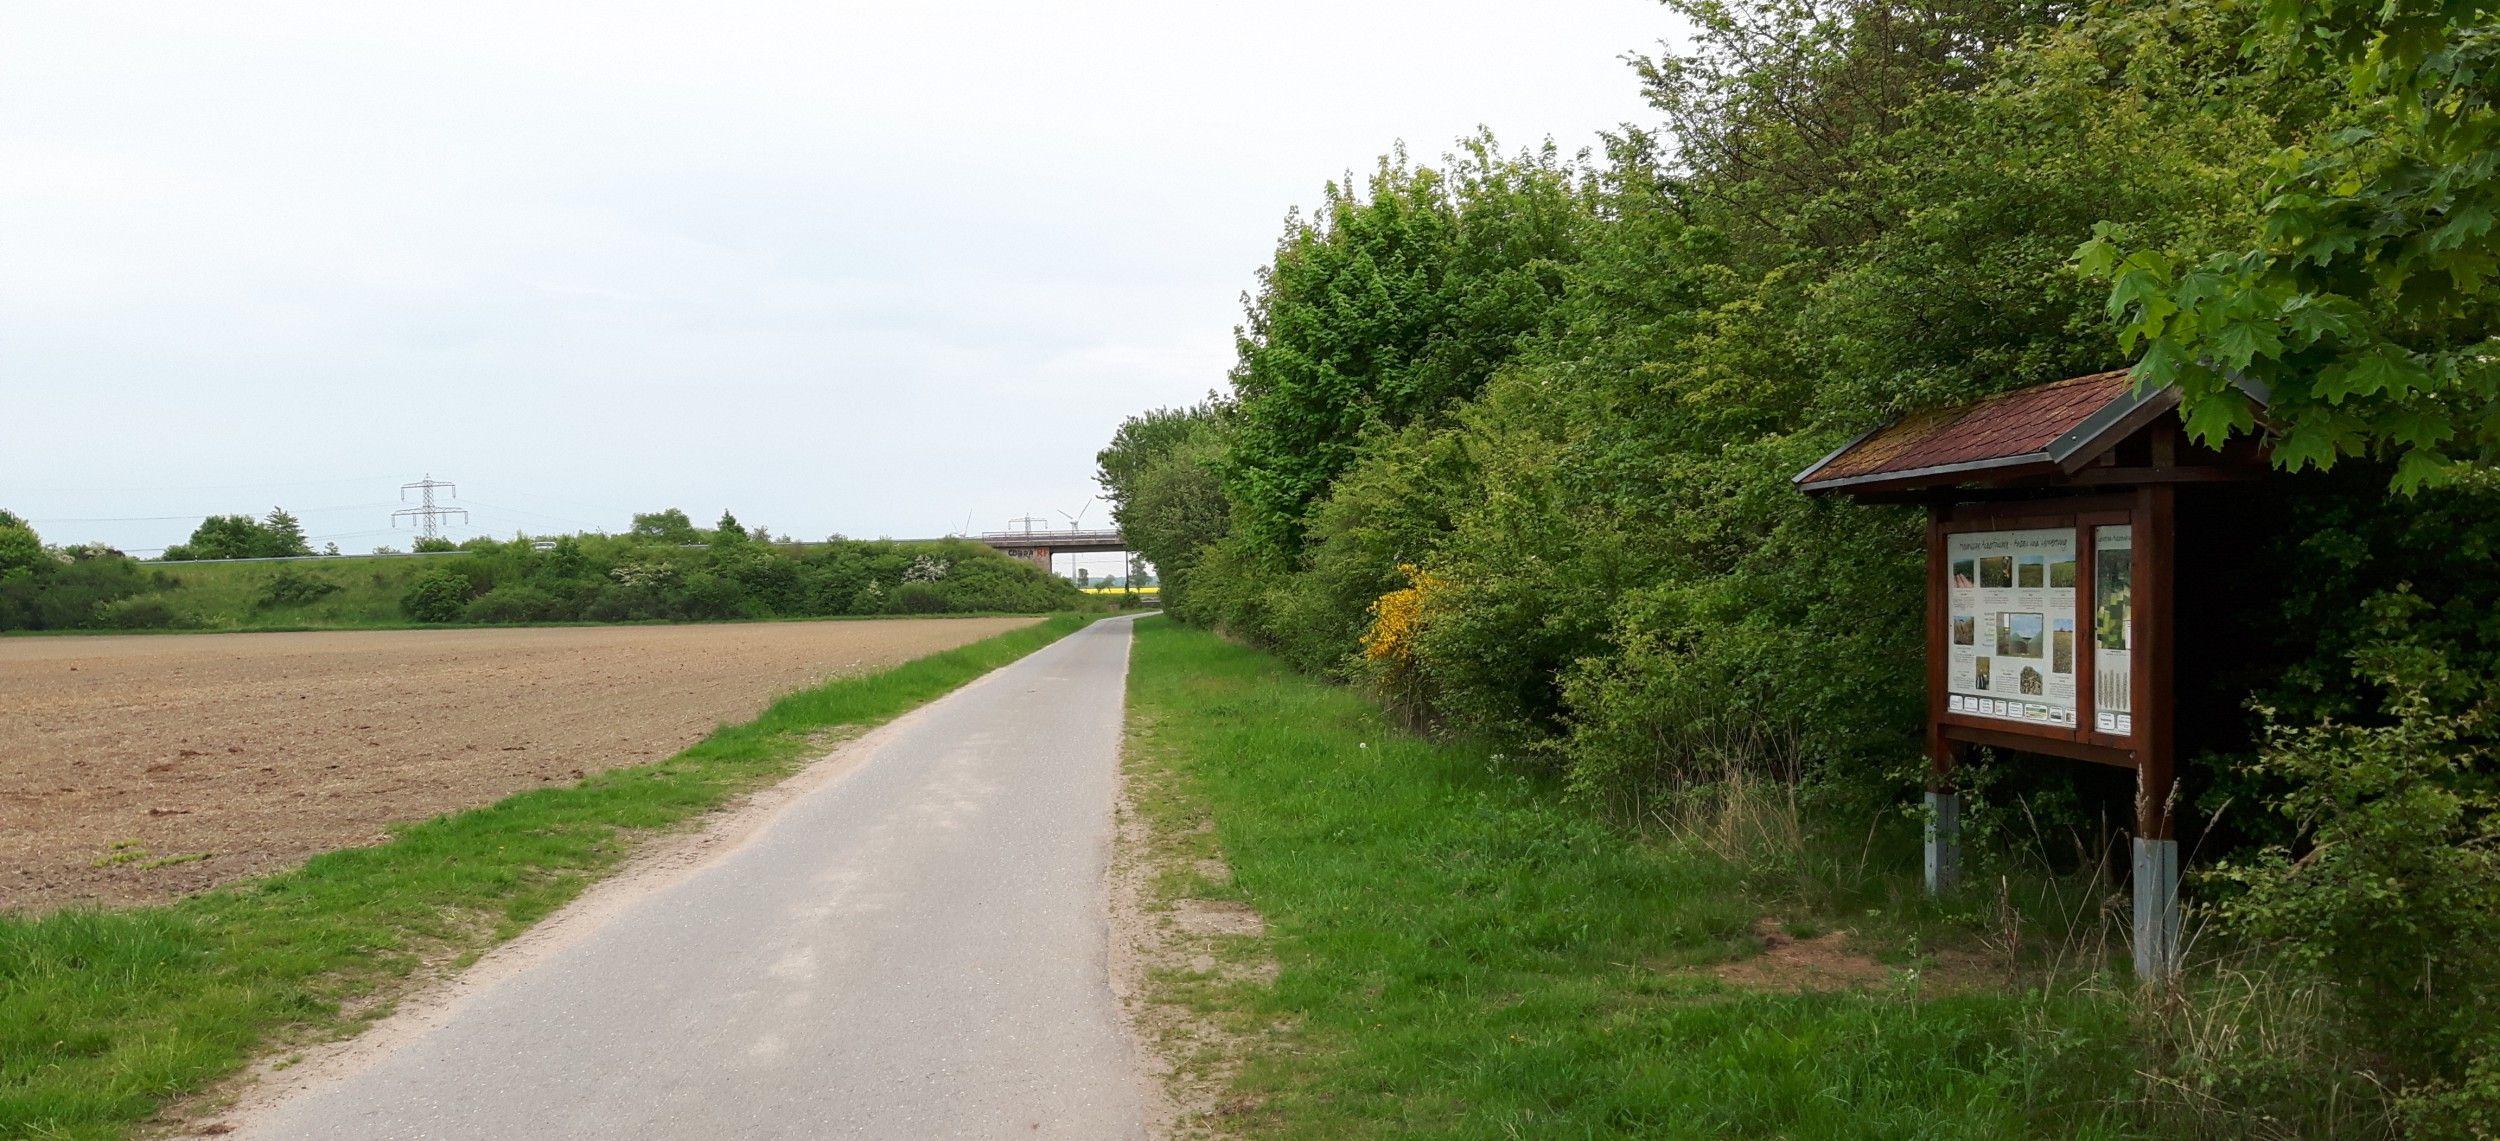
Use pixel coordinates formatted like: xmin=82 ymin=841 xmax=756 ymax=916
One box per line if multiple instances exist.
xmin=0 ymin=612 xmax=1096 ymax=1140
xmin=1124 ymin=617 xmax=2153 ymax=1139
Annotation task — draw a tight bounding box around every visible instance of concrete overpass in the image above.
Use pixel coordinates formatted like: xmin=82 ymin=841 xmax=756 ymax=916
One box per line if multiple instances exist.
xmin=974 ymin=528 xmax=1126 ymax=573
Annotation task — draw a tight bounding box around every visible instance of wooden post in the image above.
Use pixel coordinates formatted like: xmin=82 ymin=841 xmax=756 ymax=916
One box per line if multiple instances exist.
xmin=1924 ymin=505 xmax=1961 ymax=895
xmin=2132 ymin=485 xmax=2180 ymax=982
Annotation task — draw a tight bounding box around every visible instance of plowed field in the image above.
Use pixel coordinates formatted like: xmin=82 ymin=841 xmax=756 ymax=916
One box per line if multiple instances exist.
xmin=0 ymin=617 xmax=1036 ymax=911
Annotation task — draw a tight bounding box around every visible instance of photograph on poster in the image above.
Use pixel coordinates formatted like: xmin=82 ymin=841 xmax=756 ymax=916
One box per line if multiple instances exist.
xmin=2094 ymin=526 xmax=2135 ymax=729
xmin=2017 ymin=555 xmax=2045 ymax=588
xmin=1997 ymin=611 xmax=2044 ymax=657
xmin=1975 ymin=657 xmax=1992 ymax=688
xmin=2052 ymin=618 xmax=2075 ymax=673
xmin=1952 ymin=559 xmax=1976 ymax=588
xmin=2050 ymin=558 xmax=2077 ymax=588
xmin=1952 ymin=615 xmax=1975 ymax=645
xmin=2096 ymin=545 xmax=2132 ymax=652
xmin=1980 ymin=556 xmax=2013 ymax=588
xmin=2020 ymin=665 xmax=2044 ymax=695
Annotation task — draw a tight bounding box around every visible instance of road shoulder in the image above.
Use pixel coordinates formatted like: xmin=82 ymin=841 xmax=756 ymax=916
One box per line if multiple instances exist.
xmin=1109 ymin=626 xmax=1277 ymax=1140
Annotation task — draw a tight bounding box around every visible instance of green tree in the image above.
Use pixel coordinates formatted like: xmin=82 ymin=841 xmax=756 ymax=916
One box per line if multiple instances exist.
xmin=163 ymin=508 xmax=315 ymax=560
xmin=1097 ymin=405 xmax=1234 ymax=617
xmin=1637 ymin=0 xmax=2071 ymax=262
xmin=630 ymin=508 xmax=701 ymax=544
xmin=2081 ymin=0 xmax=2500 ymax=490
xmin=263 ymin=508 xmax=309 ymax=554
xmin=1225 ymin=139 xmax=1592 ymax=555
xmin=0 ymin=519 xmax=45 ymax=579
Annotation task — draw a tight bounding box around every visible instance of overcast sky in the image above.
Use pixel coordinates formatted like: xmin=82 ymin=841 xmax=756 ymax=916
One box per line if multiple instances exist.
xmin=2 ymin=1 xmax=1682 ymax=572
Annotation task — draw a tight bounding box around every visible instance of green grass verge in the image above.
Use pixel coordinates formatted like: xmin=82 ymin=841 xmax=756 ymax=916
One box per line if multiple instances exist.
xmin=0 ymin=612 xmax=1096 ymax=1140
xmin=1124 ymin=617 xmax=2155 ymax=1139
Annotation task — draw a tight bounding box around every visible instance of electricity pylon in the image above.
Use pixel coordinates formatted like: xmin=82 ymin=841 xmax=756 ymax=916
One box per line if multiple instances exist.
xmin=392 ymin=474 xmax=469 ymax=540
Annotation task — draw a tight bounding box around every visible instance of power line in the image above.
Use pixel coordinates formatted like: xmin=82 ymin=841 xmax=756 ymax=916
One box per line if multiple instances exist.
xmin=28 ymin=501 xmax=400 ymax=524
xmin=460 ymin=499 xmax=597 ymax=529
xmin=0 ymin=474 xmax=403 ymax=495
xmin=492 ymin=488 xmax=645 ymax=519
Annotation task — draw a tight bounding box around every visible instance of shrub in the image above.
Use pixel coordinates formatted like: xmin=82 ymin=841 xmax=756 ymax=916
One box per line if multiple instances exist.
xmin=400 ymin=569 xmax=471 ymax=623
xmin=462 ymin=584 xmax=562 ymax=624
xmin=585 ymin=584 xmax=654 ymax=623
xmin=0 ymin=553 xmax=153 ymax=631
xmin=676 ymin=571 xmax=747 ymax=620
xmin=2211 ymin=594 xmax=2500 ymax=1123
xmin=254 ymin=568 xmax=341 ymax=609
xmin=91 ymin=597 xmax=188 ymax=629
xmin=889 ymin=582 xmax=949 ymax=614
xmin=1357 ymin=564 xmax=1443 ymax=727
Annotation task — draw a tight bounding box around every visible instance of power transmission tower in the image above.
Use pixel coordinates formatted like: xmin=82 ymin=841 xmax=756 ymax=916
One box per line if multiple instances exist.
xmin=392 ymin=474 xmax=469 ymax=540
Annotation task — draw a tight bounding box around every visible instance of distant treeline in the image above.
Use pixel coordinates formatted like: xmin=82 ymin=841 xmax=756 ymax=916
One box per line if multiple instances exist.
xmin=0 ymin=507 xmax=1086 ymax=631
xmin=1096 ymin=0 xmax=2499 ymax=1125
xmin=392 ymin=528 xmax=1081 ymax=625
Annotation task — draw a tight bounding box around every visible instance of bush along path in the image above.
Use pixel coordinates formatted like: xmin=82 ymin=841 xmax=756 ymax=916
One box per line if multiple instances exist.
xmin=1120 ymin=618 xmax=2167 ymax=1139
xmin=0 ymin=613 xmax=1096 ymax=1140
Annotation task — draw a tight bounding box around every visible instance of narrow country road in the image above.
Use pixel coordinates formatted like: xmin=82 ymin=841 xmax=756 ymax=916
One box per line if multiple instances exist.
xmin=237 ymin=616 xmax=1145 ymax=1140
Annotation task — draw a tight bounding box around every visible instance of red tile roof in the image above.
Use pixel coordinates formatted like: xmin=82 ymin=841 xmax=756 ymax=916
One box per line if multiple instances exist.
xmin=1798 ymin=370 xmax=2142 ymax=490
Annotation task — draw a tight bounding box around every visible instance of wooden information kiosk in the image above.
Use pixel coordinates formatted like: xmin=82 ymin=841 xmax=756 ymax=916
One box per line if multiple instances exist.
xmin=1794 ymin=370 xmax=2269 ymax=981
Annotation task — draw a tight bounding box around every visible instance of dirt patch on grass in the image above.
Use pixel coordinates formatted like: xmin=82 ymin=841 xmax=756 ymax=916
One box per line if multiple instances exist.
xmin=1170 ymin=898 xmax=1265 ymax=938
xmin=1109 ymin=717 xmax=1277 ymax=1138
xmin=0 ymin=617 xmax=1035 ymax=911
xmin=1711 ymin=916 xmax=1894 ymax=993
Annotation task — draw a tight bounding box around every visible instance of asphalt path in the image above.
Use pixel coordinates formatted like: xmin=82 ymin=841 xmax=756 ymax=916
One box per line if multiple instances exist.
xmin=238 ymin=615 xmax=1145 ymax=1140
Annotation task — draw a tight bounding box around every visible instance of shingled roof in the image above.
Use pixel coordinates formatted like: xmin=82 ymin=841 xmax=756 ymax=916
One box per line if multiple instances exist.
xmin=1794 ymin=370 xmax=2179 ymax=495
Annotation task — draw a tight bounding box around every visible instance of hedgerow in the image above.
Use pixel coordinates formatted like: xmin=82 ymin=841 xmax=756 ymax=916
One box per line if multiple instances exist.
xmin=1097 ymin=0 xmax=2500 ymax=1122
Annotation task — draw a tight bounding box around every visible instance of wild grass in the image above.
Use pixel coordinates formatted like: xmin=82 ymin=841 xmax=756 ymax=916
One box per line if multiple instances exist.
xmin=1127 ymin=618 xmax=2415 ymax=1137
xmin=1123 ymin=617 xmax=2173 ymax=1138
xmin=142 ymin=555 xmax=443 ymax=629
xmin=0 ymin=612 xmax=1095 ymax=1140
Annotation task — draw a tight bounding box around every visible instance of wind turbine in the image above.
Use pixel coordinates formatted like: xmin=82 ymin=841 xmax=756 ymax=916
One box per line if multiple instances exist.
xmin=1057 ymin=498 xmax=1096 ymax=531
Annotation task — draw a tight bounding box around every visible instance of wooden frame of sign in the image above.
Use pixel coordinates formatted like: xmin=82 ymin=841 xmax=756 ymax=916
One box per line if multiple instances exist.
xmin=1923 ymin=488 xmax=2174 ymax=844
xmin=1793 ymin=371 xmax=2274 ymax=982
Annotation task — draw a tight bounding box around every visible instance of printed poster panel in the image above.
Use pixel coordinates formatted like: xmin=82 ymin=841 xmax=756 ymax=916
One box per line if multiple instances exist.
xmin=1944 ymin=528 xmax=2078 ymax=729
xmin=2094 ymin=525 xmax=2134 ymax=735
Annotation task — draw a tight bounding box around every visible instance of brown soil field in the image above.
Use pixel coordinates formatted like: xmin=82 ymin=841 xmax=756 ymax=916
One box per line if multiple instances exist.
xmin=0 ymin=617 xmax=1036 ymax=912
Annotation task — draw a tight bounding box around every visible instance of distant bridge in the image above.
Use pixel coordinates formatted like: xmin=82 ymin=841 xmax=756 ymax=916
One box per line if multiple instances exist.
xmin=973 ymin=528 xmax=1126 ymax=571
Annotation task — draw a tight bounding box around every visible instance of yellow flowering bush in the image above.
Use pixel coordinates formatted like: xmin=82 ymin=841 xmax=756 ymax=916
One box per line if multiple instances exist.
xmin=1361 ymin=565 xmax=1440 ymax=662
xmin=1360 ymin=565 xmax=1445 ymax=725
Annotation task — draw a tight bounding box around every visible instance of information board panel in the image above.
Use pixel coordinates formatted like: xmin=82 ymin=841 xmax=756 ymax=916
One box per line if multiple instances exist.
xmin=2094 ymin=525 xmax=2135 ymax=735
xmin=1944 ymin=528 xmax=2078 ymax=728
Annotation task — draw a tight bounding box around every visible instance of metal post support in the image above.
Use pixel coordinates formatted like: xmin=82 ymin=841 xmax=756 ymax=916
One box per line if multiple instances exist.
xmin=1924 ymin=790 xmax=1961 ymax=896
xmin=2132 ymin=836 xmax=2181 ymax=983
